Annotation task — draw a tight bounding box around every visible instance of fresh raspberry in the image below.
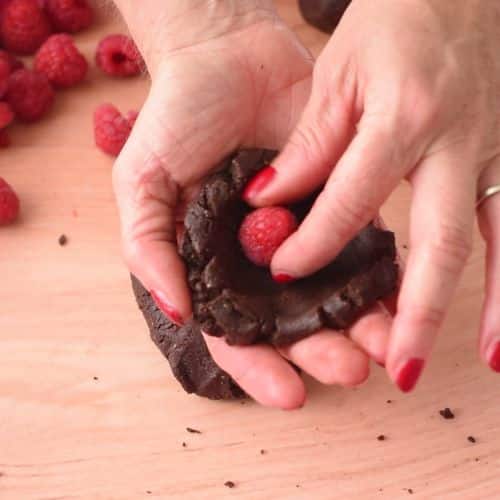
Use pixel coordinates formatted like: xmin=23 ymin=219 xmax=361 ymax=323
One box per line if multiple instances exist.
xmin=0 ymin=129 xmax=10 ymax=147
xmin=94 ymin=103 xmax=137 ymax=157
xmin=0 ymin=102 xmax=14 ymax=128
xmin=44 ymin=0 xmax=93 ymax=33
xmin=0 ymin=177 xmax=20 ymax=225
xmin=6 ymin=68 xmax=54 ymax=122
xmin=0 ymin=0 xmax=51 ymax=55
xmin=34 ymin=34 xmax=87 ymax=87
xmin=0 ymin=49 xmax=25 ymax=72
xmin=238 ymin=207 xmax=298 ymax=267
xmin=0 ymin=59 xmax=9 ymax=98
xmin=95 ymin=34 xmax=145 ymax=77
xmin=124 ymin=109 xmax=138 ymax=127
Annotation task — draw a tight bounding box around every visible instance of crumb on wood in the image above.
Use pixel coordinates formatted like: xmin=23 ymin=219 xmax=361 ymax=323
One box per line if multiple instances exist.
xmin=377 ymin=435 xmax=386 ymax=441
xmin=186 ymin=427 xmax=202 ymax=434
xmin=468 ymin=436 xmax=476 ymax=443
xmin=439 ymin=408 xmax=455 ymax=419
xmin=224 ymin=481 xmax=236 ymax=489
xmin=58 ymin=234 xmax=68 ymax=246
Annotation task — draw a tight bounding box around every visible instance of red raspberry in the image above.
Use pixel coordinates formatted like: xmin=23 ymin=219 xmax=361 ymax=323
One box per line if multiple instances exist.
xmin=94 ymin=103 xmax=137 ymax=157
xmin=0 ymin=0 xmax=51 ymax=55
xmin=0 ymin=177 xmax=20 ymax=225
xmin=44 ymin=0 xmax=93 ymax=33
xmin=95 ymin=34 xmax=145 ymax=78
xmin=0 ymin=59 xmax=9 ymax=98
xmin=0 ymin=102 xmax=14 ymax=128
xmin=34 ymin=33 xmax=87 ymax=87
xmin=238 ymin=207 xmax=298 ymax=267
xmin=6 ymin=68 xmax=54 ymax=122
xmin=0 ymin=129 xmax=10 ymax=147
xmin=0 ymin=49 xmax=25 ymax=72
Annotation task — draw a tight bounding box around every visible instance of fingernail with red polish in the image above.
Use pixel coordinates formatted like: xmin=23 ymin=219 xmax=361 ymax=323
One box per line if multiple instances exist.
xmin=273 ymin=273 xmax=295 ymax=284
xmin=150 ymin=290 xmax=184 ymax=326
xmin=488 ymin=341 xmax=500 ymax=372
xmin=242 ymin=166 xmax=276 ymax=201
xmin=396 ymin=358 xmax=424 ymax=393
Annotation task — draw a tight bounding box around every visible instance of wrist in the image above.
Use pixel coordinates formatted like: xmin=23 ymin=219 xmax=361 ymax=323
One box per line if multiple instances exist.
xmin=113 ymin=0 xmax=276 ymax=74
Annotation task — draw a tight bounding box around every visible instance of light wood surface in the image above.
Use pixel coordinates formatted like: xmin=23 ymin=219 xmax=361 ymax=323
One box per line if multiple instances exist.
xmin=1 ymin=2 xmax=499 ymax=499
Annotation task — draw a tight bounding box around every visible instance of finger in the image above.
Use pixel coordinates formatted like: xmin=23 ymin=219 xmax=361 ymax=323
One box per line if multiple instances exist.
xmin=243 ymin=68 xmax=355 ymax=205
xmin=348 ymin=304 xmax=393 ymax=366
xmin=269 ymin=122 xmax=416 ymax=279
xmin=203 ymin=334 xmax=306 ymax=410
xmin=477 ymin=164 xmax=500 ymax=372
xmin=386 ymin=151 xmax=476 ymax=392
xmin=113 ymin=91 xmax=192 ymax=324
xmin=279 ymin=331 xmax=370 ymax=387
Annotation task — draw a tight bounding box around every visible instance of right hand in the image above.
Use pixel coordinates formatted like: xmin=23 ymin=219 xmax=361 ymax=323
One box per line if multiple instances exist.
xmin=113 ymin=2 xmax=393 ymax=408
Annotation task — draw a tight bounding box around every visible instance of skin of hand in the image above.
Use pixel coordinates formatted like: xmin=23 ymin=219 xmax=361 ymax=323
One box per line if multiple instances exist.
xmin=112 ymin=0 xmax=395 ymax=409
xmin=244 ymin=0 xmax=500 ymax=391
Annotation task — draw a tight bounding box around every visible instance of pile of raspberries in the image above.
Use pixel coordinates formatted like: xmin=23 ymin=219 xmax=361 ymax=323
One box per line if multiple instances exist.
xmin=0 ymin=0 xmax=144 ymax=226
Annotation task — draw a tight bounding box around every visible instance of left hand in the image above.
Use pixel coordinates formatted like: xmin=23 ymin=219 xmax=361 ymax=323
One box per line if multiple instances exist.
xmin=244 ymin=0 xmax=500 ymax=391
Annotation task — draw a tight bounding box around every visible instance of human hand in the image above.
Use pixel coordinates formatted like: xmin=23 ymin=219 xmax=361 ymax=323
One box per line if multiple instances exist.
xmin=244 ymin=0 xmax=500 ymax=391
xmin=112 ymin=0 xmax=394 ymax=408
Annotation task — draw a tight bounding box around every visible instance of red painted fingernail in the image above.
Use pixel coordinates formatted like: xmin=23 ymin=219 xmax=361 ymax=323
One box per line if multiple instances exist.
xmin=242 ymin=166 xmax=276 ymax=201
xmin=273 ymin=273 xmax=295 ymax=284
xmin=396 ymin=358 xmax=424 ymax=393
xmin=488 ymin=341 xmax=500 ymax=372
xmin=150 ymin=290 xmax=184 ymax=326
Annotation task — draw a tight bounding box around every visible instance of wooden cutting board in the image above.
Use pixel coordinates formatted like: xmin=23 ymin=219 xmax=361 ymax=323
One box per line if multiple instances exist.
xmin=1 ymin=2 xmax=498 ymax=499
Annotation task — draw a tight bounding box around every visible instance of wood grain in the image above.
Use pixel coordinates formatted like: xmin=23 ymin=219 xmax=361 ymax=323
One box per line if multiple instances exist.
xmin=1 ymin=2 xmax=498 ymax=499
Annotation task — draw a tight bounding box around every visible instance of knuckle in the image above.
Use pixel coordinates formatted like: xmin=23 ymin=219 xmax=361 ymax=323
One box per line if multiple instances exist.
xmin=428 ymin=222 xmax=472 ymax=271
xmin=405 ymin=303 xmax=445 ymax=333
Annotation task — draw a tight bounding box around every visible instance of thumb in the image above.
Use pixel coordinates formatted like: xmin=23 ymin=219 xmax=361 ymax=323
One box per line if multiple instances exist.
xmin=113 ymin=92 xmax=191 ymax=325
xmin=243 ymin=69 xmax=356 ymax=206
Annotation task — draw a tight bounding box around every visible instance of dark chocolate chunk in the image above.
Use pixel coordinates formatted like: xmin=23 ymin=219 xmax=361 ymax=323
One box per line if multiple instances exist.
xmin=377 ymin=435 xmax=386 ymax=441
xmin=181 ymin=149 xmax=399 ymax=347
xmin=439 ymin=408 xmax=455 ymax=420
xmin=186 ymin=427 xmax=202 ymax=434
xmin=58 ymin=234 xmax=68 ymax=246
xmin=131 ymin=276 xmax=244 ymax=400
xmin=468 ymin=436 xmax=476 ymax=443
xmin=298 ymin=0 xmax=352 ymax=33
xmin=224 ymin=481 xmax=236 ymax=489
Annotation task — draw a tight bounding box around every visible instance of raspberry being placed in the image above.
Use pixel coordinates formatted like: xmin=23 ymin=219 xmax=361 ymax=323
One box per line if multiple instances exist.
xmin=94 ymin=103 xmax=137 ymax=157
xmin=6 ymin=68 xmax=55 ymax=122
xmin=0 ymin=0 xmax=52 ymax=55
xmin=0 ymin=102 xmax=14 ymax=128
xmin=0 ymin=49 xmax=25 ymax=73
xmin=0 ymin=177 xmax=20 ymax=226
xmin=238 ymin=206 xmax=298 ymax=267
xmin=95 ymin=34 xmax=145 ymax=77
xmin=34 ymin=33 xmax=87 ymax=87
xmin=44 ymin=0 xmax=93 ymax=33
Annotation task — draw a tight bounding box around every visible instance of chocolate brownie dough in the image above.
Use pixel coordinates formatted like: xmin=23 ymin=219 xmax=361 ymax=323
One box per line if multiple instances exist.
xmin=298 ymin=0 xmax=352 ymax=33
xmin=181 ymin=149 xmax=399 ymax=347
xmin=132 ymin=276 xmax=244 ymax=400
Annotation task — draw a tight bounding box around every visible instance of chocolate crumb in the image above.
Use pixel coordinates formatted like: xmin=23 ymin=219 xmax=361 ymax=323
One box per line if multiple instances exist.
xmin=386 ymin=400 xmax=392 ymax=404
xmin=186 ymin=427 xmax=202 ymax=434
xmin=182 ymin=442 xmax=187 ymax=448
xmin=402 ymin=244 xmax=408 ymax=249
xmin=146 ymin=491 xmax=152 ymax=495
xmin=408 ymin=488 xmax=414 ymax=494
xmin=296 ymin=485 xmax=300 ymax=488
xmin=58 ymin=234 xmax=68 ymax=246
xmin=439 ymin=408 xmax=455 ymax=419
xmin=93 ymin=376 xmax=98 ymax=381
xmin=377 ymin=435 xmax=386 ymax=441
xmin=468 ymin=436 xmax=476 ymax=443
xmin=224 ymin=481 xmax=236 ymax=488
xmin=475 ymin=457 xmax=480 ymax=462
xmin=260 ymin=449 xmax=266 ymax=455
